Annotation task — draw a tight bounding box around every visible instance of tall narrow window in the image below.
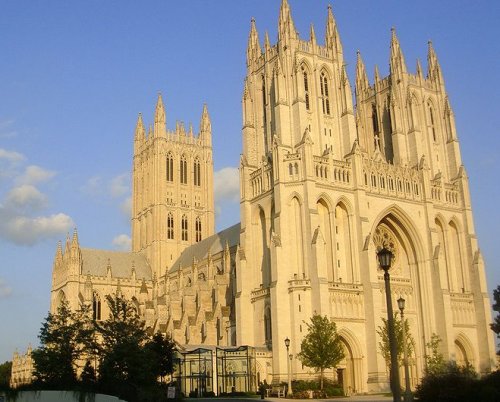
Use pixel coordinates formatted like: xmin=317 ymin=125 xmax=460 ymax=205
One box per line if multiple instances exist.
xmin=302 ymin=67 xmax=310 ymax=110
xmin=195 ymin=217 xmax=202 ymax=242
xmin=180 ymin=155 xmax=187 ymax=184
xmin=166 ymin=153 xmax=174 ymax=182
xmin=193 ymin=158 xmax=201 ymax=186
xmin=428 ymin=103 xmax=437 ymax=142
xmin=92 ymin=292 xmax=101 ymax=321
xmin=320 ymin=72 xmax=330 ymax=115
xmin=372 ymin=104 xmax=379 ymax=134
xmin=181 ymin=215 xmax=188 ymax=241
xmin=167 ymin=213 xmax=174 ymax=239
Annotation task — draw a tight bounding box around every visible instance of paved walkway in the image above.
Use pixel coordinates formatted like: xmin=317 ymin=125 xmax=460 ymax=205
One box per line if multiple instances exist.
xmin=187 ymin=396 xmax=392 ymax=402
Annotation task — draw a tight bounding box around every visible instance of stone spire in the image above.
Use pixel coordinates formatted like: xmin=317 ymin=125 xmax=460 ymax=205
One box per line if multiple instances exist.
xmin=389 ymin=27 xmax=407 ymax=80
xmin=309 ymin=23 xmax=317 ymax=46
xmin=355 ymin=50 xmax=369 ymax=99
xmin=134 ymin=113 xmax=145 ymax=149
xmin=278 ymin=0 xmax=297 ymax=45
xmin=200 ymin=104 xmax=212 ymax=146
xmin=325 ymin=4 xmax=343 ymax=60
xmin=427 ymin=40 xmax=443 ymax=86
xmin=55 ymin=240 xmax=63 ymax=265
xmin=246 ymin=17 xmax=261 ymax=67
xmin=154 ymin=93 xmax=166 ymax=137
xmin=416 ymin=58 xmax=423 ymax=80
xmin=264 ymin=31 xmax=271 ymax=56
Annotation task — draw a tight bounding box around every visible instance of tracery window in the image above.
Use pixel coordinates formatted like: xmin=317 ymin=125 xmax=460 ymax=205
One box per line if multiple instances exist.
xmin=92 ymin=292 xmax=101 ymax=321
xmin=180 ymin=155 xmax=187 ymax=184
xmin=302 ymin=66 xmax=310 ymax=110
xmin=166 ymin=153 xmax=174 ymax=182
xmin=167 ymin=213 xmax=174 ymax=239
xmin=193 ymin=158 xmax=201 ymax=186
xmin=195 ymin=217 xmax=202 ymax=242
xmin=428 ymin=103 xmax=437 ymax=142
xmin=181 ymin=215 xmax=188 ymax=241
xmin=320 ymin=71 xmax=330 ymax=115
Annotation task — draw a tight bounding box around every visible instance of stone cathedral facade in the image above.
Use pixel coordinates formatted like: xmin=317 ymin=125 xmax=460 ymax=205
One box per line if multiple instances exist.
xmin=50 ymin=0 xmax=496 ymax=395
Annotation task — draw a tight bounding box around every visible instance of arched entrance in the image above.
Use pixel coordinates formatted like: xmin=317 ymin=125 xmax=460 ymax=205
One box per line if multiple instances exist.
xmin=336 ymin=330 xmax=363 ymax=395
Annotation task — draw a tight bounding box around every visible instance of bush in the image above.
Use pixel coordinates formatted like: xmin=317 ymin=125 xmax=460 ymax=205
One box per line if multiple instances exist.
xmin=416 ymin=362 xmax=477 ymax=402
xmin=290 ymin=379 xmax=342 ymax=398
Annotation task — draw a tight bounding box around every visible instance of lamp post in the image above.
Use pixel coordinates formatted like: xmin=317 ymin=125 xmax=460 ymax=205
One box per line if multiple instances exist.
xmin=398 ymin=297 xmax=413 ymax=402
xmin=377 ymin=248 xmax=401 ymax=402
xmin=284 ymin=337 xmax=293 ymax=396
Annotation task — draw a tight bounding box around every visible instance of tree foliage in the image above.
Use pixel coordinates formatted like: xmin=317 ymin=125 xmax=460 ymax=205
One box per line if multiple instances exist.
xmin=32 ymin=301 xmax=93 ymax=388
xmin=0 ymin=361 xmax=12 ymax=390
xmin=31 ymin=294 xmax=176 ymax=401
xmin=424 ymin=333 xmax=446 ymax=375
xmin=376 ymin=313 xmax=415 ymax=369
xmin=297 ymin=315 xmax=344 ymax=390
xmin=491 ymin=285 xmax=500 ymax=354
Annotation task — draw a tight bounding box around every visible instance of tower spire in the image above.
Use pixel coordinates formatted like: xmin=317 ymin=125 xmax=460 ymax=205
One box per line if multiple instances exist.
xmin=427 ymin=40 xmax=443 ymax=86
xmin=154 ymin=93 xmax=166 ymax=137
xmin=390 ymin=27 xmax=407 ymax=79
xmin=355 ymin=50 xmax=369 ymax=100
xmin=246 ymin=17 xmax=261 ymax=67
xmin=134 ymin=113 xmax=145 ymax=149
xmin=309 ymin=23 xmax=317 ymax=46
xmin=278 ymin=0 xmax=297 ymax=44
xmin=200 ymin=104 xmax=212 ymax=146
xmin=325 ymin=4 xmax=343 ymax=60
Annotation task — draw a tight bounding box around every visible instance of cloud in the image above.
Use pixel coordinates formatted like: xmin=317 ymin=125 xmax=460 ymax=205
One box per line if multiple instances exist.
xmin=120 ymin=196 xmax=132 ymax=219
xmin=0 ymin=212 xmax=74 ymax=246
xmin=0 ymin=120 xmax=18 ymax=138
xmin=80 ymin=176 xmax=102 ymax=197
xmin=213 ymin=167 xmax=240 ymax=203
xmin=5 ymin=185 xmax=48 ymax=211
xmin=0 ymin=148 xmax=25 ymax=163
xmin=112 ymin=234 xmax=131 ymax=251
xmin=16 ymin=165 xmax=56 ymax=185
xmin=110 ymin=173 xmax=130 ymax=198
xmin=0 ymin=278 xmax=12 ymax=299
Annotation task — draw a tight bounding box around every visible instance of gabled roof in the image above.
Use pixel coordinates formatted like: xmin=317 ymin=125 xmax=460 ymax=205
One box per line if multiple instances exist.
xmin=80 ymin=248 xmax=152 ymax=280
xmin=169 ymin=223 xmax=240 ymax=274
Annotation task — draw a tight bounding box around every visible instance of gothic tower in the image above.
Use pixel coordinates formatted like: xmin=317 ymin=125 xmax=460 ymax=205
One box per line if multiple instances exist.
xmin=131 ymin=94 xmax=215 ymax=278
xmin=236 ymin=0 xmax=496 ymax=391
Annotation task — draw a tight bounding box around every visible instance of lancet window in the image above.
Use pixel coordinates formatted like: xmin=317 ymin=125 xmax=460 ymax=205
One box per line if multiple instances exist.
xmin=92 ymin=292 xmax=101 ymax=321
xmin=320 ymin=71 xmax=330 ymax=115
xmin=167 ymin=213 xmax=174 ymax=239
xmin=166 ymin=153 xmax=174 ymax=182
xmin=180 ymin=155 xmax=188 ymax=184
xmin=302 ymin=66 xmax=310 ymax=111
xmin=195 ymin=217 xmax=202 ymax=242
xmin=193 ymin=158 xmax=201 ymax=186
xmin=181 ymin=215 xmax=188 ymax=241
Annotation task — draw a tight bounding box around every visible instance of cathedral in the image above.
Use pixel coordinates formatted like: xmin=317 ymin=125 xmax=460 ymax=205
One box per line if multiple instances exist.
xmin=50 ymin=0 xmax=497 ymax=395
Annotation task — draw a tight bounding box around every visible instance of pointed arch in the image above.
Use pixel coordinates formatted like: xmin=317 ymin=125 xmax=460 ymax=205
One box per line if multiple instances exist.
xmin=166 ymin=152 xmax=174 ymax=182
xmin=180 ymin=154 xmax=188 ymax=184
xmin=319 ymin=68 xmax=331 ymax=115
xmin=454 ymin=333 xmax=475 ymax=367
xmin=337 ymin=328 xmax=363 ymax=395
xmin=92 ymin=291 xmax=102 ymax=321
xmin=181 ymin=214 xmax=188 ymax=241
xmin=195 ymin=216 xmax=202 ymax=242
xmin=193 ymin=156 xmax=201 ymax=186
xmin=434 ymin=216 xmax=450 ymax=290
xmin=167 ymin=212 xmax=174 ymax=239
xmin=448 ymin=218 xmax=466 ymax=292
xmin=300 ymin=61 xmax=312 ymax=111
xmin=334 ymin=201 xmax=354 ymax=283
xmin=317 ymin=197 xmax=334 ymax=281
xmin=289 ymin=196 xmax=305 ymax=277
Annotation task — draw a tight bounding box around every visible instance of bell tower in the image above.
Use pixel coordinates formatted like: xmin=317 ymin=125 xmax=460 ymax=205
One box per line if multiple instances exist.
xmin=131 ymin=94 xmax=215 ymax=278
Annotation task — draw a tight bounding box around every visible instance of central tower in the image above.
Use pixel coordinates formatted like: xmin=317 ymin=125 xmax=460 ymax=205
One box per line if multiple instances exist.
xmin=131 ymin=95 xmax=215 ymax=279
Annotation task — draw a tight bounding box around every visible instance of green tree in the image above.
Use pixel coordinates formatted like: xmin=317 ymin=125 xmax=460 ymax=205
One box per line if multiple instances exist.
xmin=96 ymin=294 xmax=154 ymax=400
xmin=144 ymin=332 xmax=176 ymax=383
xmin=377 ymin=313 xmax=415 ymax=370
xmin=424 ymin=333 xmax=445 ymax=375
xmin=491 ymin=285 xmax=500 ymax=355
xmin=0 ymin=360 xmax=12 ymax=390
xmin=32 ymin=301 xmax=92 ymax=388
xmin=297 ymin=315 xmax=345 ymax=390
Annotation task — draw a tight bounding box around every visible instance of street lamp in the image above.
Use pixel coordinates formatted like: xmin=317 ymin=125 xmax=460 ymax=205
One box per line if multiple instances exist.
xmin=284 ymin=337 xmax=293 ymax=396
xmin=398 ymin=297 xmax=413 ymax=402
xmin=377 ymin=247 xmax=401 ymax=402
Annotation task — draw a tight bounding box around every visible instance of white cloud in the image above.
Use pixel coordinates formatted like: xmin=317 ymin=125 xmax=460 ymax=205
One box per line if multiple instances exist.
xmin=0 ymin=212 xmax=74 ymax=246
xmin=112 ymin=234 xmax=131 ymax=251
xmin=0 ymin=148 xmax=25 ymax=163
xmin=0 ymin=278 xmax=12 ymax=299
xmin=80 ymin=176 xmax=102 ymax=197
xmin=5 ymin=185 xmax=48 ymax=211
xmin=16 ymin=165 xmax=56 ymax=185
xmin=120 ymin=196 xmax=132 ymax=218
xmin=110 ymin=173 xmax=130 ymax=198
xmin=213 ymin=167 xmax=240 ymax=203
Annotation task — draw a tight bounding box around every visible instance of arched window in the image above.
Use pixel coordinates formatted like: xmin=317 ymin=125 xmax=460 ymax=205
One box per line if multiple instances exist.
xmin=181 ymin=215 xmax=188 ymax=241
xmin=167 ymin=213 xmax=174 ymax=239
xmin=180 ymin=155 xmax=187 ymax=184
xmin=320 ymin=71 xmax=330 ymax=115
xmin=372 ymin=104 xmax=379 ymax=134
xmin=92 ymin=292 xmax=101 ymax=321
xmin=302 ymin=66 xmax=310 ymax=111
xmin=428 ymin=102 xmax=437 ymax=142
xmin=166 ymin=153 xmax=174 ymax=182
xmin=195 ymin=217 xmax=202 ymax=242
xmin=193 ymin=158 xmax=201 ymax=186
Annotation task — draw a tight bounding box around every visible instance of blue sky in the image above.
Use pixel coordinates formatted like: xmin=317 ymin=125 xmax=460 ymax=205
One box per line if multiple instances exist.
xmin=0 ymin=1 xmax=499 ymax=362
